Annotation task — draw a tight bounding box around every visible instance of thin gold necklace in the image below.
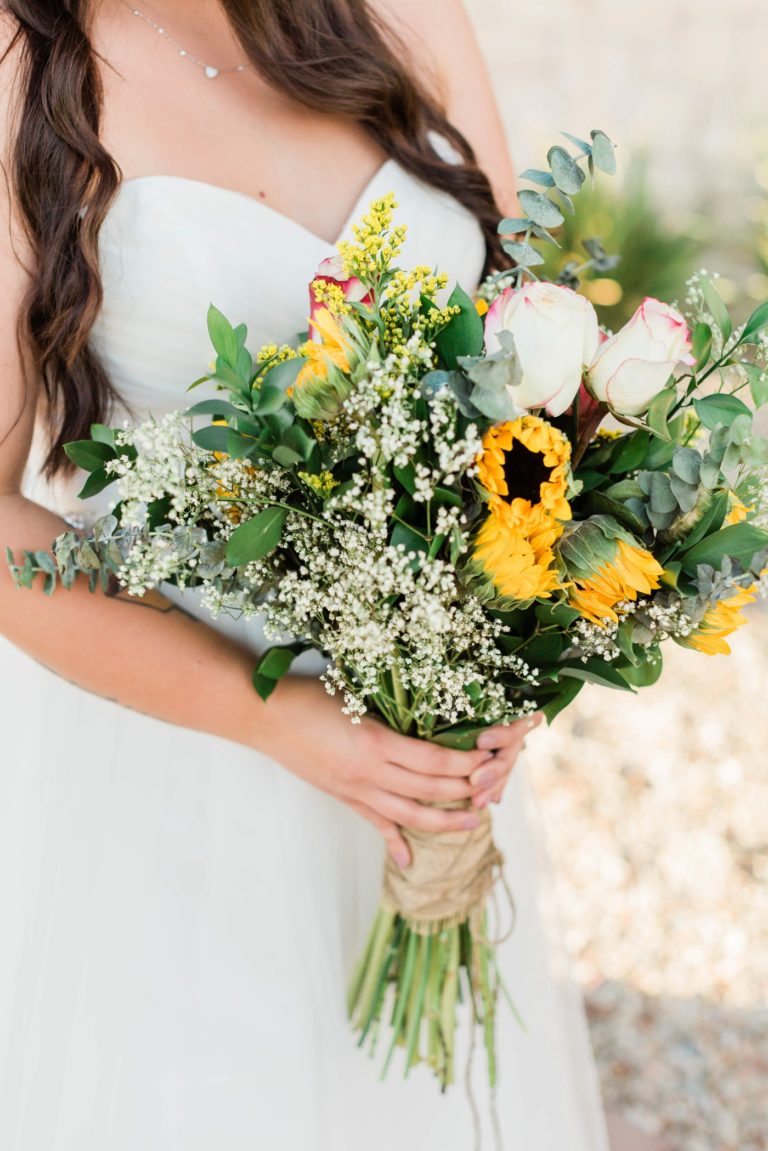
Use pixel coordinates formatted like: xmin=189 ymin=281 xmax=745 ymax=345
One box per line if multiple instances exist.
xmin=125 ymin=3 xmax=248 ymax=80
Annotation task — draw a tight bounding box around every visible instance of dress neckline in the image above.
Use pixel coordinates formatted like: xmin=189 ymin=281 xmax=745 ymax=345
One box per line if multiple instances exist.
xmin=117 ymin=158 xmax=400 ymax=249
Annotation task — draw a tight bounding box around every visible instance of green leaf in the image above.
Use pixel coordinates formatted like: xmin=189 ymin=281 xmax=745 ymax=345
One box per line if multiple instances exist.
xmin=432 ymin=725 xmax=495 ymax=751
xmin=698 ymin=276 xmax=732 ymax=342
xmin=681 ymin=522 xmax=768 ymax=574
xmin=540 ymin=677 xmax=585 ymax=724
xmin=501 ymin=239 xmax=545 ymax=268
xmin=254 ymin=385 xmax=289 ymax=416
xmin=207 ymin=304 xmax=239 ymax=366
xmin=77 ymin=466 xmax=114 ymax=500
xmin=547 ymin=145 xmax=586 ymax=195
xmin=184 ymin=399 xmax=241 ymax=419
xmin=535 ymin=601 xmax=582 ymax=628
xmin=740 ymin=300 xmax=768 ymax=344
xmin=260 ymin=356 xmax=304 ymax=393
xmin=518 ymin=168 xmax=556 ymax=188
xmin=272 ymin=444 xmax=303 ymax=468
xmin=225 ymin=506 xmax=287 ymax=566
xmin=390 ymin=521 xmax=428 ymax=557
xmin=618 ymin=652 xmax=664 ymax=688
xmin=89 ymin=424 xmax=116 ymax=448
xmin=590 ymin=130 xmax=617 ymax=174
xmin=434 ymin=284 xmax=484 ymax=370
xmin=524 ymin=633 xmax=566 ymax=664
xmin=646 ymin=386 xmax=677 ymax=441
xmin=282 ymin=424 xmax=315 ymax=462
xmin=742 ymin=363 xmax=768 ymax=408
xmin=560 ymin=659 xmax=635 ymax=692
xmin=192 ymin=425 xmax=231 ymax=453
xmin=518 ymin=189 xmax=564 ymax=229
xmin=693 ymin=393 xmax=752 ymax=430
xmin=394 ymin=463 xmax=416 ymax=495
xmin=691 ymin=322 xmax=712 ymax=371
xmin=607 ymin=430 xmax=651 ymax=473
xmin=64 ymin=439 xmax=116 ymax=472
xmin=252 ymin=642 xmax=309 ymax=700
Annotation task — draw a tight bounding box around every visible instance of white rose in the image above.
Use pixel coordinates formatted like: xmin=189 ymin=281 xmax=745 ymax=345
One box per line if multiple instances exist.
xmin=586 ymin=297 xmax=695 ymax=417
xmin=483 ymin=281 xmax=600 ymax=417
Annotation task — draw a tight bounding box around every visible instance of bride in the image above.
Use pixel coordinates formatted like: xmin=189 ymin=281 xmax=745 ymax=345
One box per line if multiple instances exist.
xmin=0 ymin=2 xmax=661 ymax=1148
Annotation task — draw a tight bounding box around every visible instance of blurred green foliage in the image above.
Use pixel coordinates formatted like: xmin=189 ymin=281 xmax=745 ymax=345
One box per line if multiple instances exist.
xmin=539 ymin=158 xmax=706 ymax=330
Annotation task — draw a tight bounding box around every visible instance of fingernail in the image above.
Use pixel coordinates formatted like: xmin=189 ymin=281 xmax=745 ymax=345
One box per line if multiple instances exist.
xmin=461 ymin=814 xmax=481 ymax=830
xmin=393 ymin=849 xmax=410 ymax=870
xmin=474 ymin=792 xmax=491 ymax=809
xmin=473 ymin=767 xmax=496 ymax=787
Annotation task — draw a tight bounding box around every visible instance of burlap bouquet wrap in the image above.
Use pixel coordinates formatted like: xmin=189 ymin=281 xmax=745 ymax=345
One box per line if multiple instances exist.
xmin=380 ymin=807 xmax=504 ymax=934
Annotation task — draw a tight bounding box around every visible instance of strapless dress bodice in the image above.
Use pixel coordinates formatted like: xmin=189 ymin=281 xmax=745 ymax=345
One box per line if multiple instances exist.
xmin=27 ymin=134 xmax=486 ymax=518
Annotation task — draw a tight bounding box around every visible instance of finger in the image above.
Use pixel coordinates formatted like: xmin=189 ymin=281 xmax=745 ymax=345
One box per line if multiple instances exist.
xmin=345 ymin=798 xmax=412 ymax=869
xmin=377 ymin=761 xmax=478 ymax=804
xmin=468 ymin=746 xmax=522 ymax=789
xmin=475 ymin=713 xmax=543 ymax=751
xmin=385 ymin=730 xmax=494 ymax=778
xmin=369 ymin=789 xmax=483 ymax=835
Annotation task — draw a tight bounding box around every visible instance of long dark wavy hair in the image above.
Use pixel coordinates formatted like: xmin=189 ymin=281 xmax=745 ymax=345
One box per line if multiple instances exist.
xmin=2 ymin=0 xmax=505 ymax=476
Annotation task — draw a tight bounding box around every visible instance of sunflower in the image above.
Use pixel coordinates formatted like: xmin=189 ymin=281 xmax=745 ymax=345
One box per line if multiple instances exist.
xmin=557 ymin=516 xmax=664 ymax=625
xmin=476 ymin=415 xmax=572 ymax=522
xmin=291 ymin=308 xmax=354 ymax=420
xmin=295 ymin=307 xmax=351 ymax=386
xmin=472 ymin=501 xmax=564 ymax=602
xmin=470 ymin=415 xmax=573 ymax=604
xmin=679 ymin=585 xmax=757 ymax=655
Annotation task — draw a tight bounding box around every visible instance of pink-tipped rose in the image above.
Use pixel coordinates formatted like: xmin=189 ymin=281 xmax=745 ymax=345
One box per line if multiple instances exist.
xmin=484 ymin=282 xmax=600 ymax=417
xmin=308 ymin=255 xmax=372 ymax=341
xmin=586 ymin=298 xmax=695 ymax=417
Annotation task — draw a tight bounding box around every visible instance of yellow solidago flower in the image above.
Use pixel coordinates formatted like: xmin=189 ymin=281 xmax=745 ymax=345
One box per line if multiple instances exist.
xmin=558 ymin=516 xmax=664 ymax=625
xmin=680 ymin=585 xmax=757 ymax=655
xmin=477 ymin=414 xmax=573 ymax=521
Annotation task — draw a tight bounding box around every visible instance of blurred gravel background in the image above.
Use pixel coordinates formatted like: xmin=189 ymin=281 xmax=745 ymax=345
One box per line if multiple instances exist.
xmin=463 ymin=1 xmax=768 ymax=1146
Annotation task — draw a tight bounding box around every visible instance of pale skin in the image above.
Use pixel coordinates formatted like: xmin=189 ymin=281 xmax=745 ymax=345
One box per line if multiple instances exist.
xmin=0 ymin=0 xmax=529 ymax=878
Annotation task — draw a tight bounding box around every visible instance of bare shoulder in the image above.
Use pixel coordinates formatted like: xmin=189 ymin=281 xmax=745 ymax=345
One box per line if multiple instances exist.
xmin=374 ymin=0 xmax=474 ymax=103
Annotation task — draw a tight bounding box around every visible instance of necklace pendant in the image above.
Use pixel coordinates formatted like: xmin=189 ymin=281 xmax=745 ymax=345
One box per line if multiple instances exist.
xmin=204 ymin=66 xmax=220 ymax=79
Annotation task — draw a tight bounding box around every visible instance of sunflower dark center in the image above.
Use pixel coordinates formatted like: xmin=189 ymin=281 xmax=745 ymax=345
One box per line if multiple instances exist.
xmin=503 ymin=442 xmax=550 ymax=504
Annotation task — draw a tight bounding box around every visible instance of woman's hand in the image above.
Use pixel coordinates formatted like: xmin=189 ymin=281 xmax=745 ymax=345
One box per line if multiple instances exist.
xmin=257 ymin=677 xmax=498 ymax=870
xmin=468 ymin=714 xmax=544 ymax=808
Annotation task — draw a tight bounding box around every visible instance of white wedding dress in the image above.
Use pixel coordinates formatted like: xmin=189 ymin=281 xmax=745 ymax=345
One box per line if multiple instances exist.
xmin=0 ymin=137 xmax=610 ymax=1151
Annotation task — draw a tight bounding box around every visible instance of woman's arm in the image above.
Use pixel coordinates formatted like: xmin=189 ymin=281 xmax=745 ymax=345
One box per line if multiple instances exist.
xmin=378 ymin=0 xmax=520 ymax=216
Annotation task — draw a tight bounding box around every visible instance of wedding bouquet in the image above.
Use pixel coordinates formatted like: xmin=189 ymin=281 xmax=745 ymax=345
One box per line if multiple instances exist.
xmin=11 ymin=129 xmax=768 ymax=1092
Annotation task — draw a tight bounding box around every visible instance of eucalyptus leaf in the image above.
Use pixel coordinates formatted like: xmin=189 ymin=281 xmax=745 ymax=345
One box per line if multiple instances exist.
xmin=518 ymin=189 xmax=564 ymax=229
xmin=671 ymin=447 xmax=702 ymax=486
xmin=501 ymin=239 xmax=545 ymax=268
xmin=547 ymin=145 xmax=586 ymax=194
xmin=590 ymin=130 xmax=617 ymax=174
xmin=518 ymin=168 xmax=556 ymax=188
